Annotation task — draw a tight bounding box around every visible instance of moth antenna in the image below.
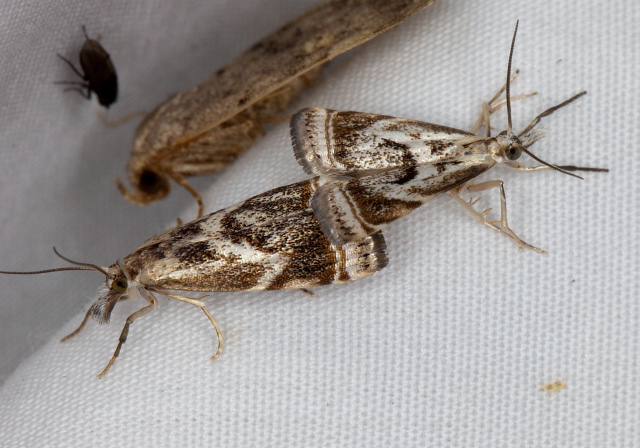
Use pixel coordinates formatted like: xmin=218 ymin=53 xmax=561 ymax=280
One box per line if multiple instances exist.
xmin=52 ymin=247 xmax=112 ymax=278
xmin=517 ymin=91 xmax=587 ymax=138
xmin=515 ymin=143 xmax=583 ymax=179
xmin=555 ymin=165 xmax=609 ymax=173
xmin=505 ymin=20 xmax=519 ymax=136
xmin=0 ymin=266 xmax=96 ymax=275
xmin=0 ymin=248 xmax=111 ymax=276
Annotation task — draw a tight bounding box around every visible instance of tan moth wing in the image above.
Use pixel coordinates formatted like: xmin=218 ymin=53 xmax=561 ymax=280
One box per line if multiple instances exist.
xmin=118 ymin=0 xmax=437 ymax=216
xmin=123 ymin=179 xmax=388 ymax=292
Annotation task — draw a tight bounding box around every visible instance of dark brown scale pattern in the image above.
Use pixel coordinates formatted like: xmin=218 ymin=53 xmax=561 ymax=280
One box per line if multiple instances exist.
xmin=394 ymin=166 xmax=419 ymax=185
xmin=124 ymin=241 xmax=170 ymax=276
xmin=406 ymin=165 xmax=490 ymax=197
xmin=124 ymin=0 xmax=436 ymax=206
xmin=344 ymin=177 xmax=422 ymax=226
xmin=429 ymin=139 xmax=455 ymax=156
xmin=219 ymin=181 xmax=313 ymax=248
xmin=207 ymin=180 xmax=340 ymax=288
xmin=332 ymin=112 xmax=393 ymax=169
xmin=265 ymin=213 xmax=339 ymax=290
xmin=169 ymin=221 xmax=203 ymax=239
xmin=174 ymin=241 xmax=214 ymax=264
xmin=195 ymin=263 xmax=267 ymax=291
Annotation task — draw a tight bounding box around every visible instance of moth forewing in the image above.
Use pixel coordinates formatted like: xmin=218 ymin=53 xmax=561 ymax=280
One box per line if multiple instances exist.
xmin=291 ymin=107 xmax=475 ymax=175
xmin=1 ymin=179 xmax=387 ymax=377
xmin=116 ymin=0 xmax=437 ymax=217
xmin=313 ymin=160 xmax=494 ymax=245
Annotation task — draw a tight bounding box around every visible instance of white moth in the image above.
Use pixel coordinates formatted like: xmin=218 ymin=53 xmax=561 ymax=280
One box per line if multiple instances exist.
xmin=0 ymin=179 xmax=387 ymax=377
xmin=290 ymin=21 xmax=607 ymax=252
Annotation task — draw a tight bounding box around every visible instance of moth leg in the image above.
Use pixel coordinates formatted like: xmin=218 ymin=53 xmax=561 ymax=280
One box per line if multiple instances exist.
xmin=60 ymin=307 xmax=92 ymax=342
xmin=149 ymin=289 xmax=223 ymax=363
xmin=471 ymin=92 xmax=538 ymax=136
xmin=164 ymin=168 xmax=204 ymax=218
xmin=97 ymin=291 xmax=158 ymax=378
xmin=448 ymin=181 xmax=546 ymax=254
xmin=490 ymin=93 xmax=537 ymax=112
xmin=508 ymin=163 xmax=551 ymax=172
xmin=470 ymin=70 xmax=537 ymax=136
xmin=470 ymin=70 xmax=519 ymax=135
xmin=200 ymin=307 xmax=224 ymax=362
xmin=300 ymin=288 xmax=316 ymax=296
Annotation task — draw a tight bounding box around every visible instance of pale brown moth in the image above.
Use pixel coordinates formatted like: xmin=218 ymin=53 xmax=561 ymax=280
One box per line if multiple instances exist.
xmin=0 ymin=179 xmax=387 ymax=377
xmin=116 ymin=0 xmax=437 ymax=218
xmin=56 ymin=26 xmax=118 ymax=108
xmin=291 ymin=21 xmax=607 ymax=252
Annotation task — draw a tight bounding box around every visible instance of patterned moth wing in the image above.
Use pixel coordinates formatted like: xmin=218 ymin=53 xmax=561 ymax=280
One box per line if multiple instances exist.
xmin=312 ymin=162 xmax=493 ymax=245
xmin=122 ymin=179 xmax=388 ymax=294
xmin=117 ymin=0 xmax=437 ymax=217
xmin=292 ymin=107 xmax=498 ymax=244
xmin=291 ymin=107 xmax=475 ymax=175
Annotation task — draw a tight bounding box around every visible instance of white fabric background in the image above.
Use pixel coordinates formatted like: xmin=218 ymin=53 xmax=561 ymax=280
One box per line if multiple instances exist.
xmin=0 ymin=0 xmax=637 ymax=446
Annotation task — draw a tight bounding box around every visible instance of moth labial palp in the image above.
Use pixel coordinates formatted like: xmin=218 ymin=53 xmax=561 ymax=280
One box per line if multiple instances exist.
xmin=0 ymin=179 xmax=388 ymax=378
xmin=290 ymin=20 xmax=608 ymax=253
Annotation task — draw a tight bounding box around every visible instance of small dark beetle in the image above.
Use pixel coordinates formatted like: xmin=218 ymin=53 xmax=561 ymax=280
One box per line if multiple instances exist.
xmin=56 ymin=26 xmax=118 ymax=108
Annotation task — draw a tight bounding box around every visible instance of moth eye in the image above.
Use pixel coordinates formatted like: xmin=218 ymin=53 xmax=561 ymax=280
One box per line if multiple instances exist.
xmin=498 ymin=130 xmax=508 ymax=137
xmin=138 ymin=169 xmax=164 ymax=194
xmin=506 ymin=145 xmax=522 ymax=160
xmin=111 ymin=278 xmax=127 ymax=293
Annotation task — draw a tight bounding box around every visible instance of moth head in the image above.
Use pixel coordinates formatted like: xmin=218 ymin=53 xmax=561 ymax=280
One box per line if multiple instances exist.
xmin=115 ymin=168 xmax=171 ymax=205
xmin=494 ymin=20 xmax=588 ymax=180
xmin=89 ymin=266 xmax=131 ymax=324
xmin=493 ymin=127 xmax=546 ymax=163
xmin=0 ymin=247 xmax=130 ymax=324
xmin=135 ymin=168 xmax=171 ymax=200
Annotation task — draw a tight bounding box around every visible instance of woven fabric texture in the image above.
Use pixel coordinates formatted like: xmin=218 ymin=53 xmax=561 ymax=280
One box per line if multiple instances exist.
xmin=0 ymin=0 xmax=637 ymax=446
